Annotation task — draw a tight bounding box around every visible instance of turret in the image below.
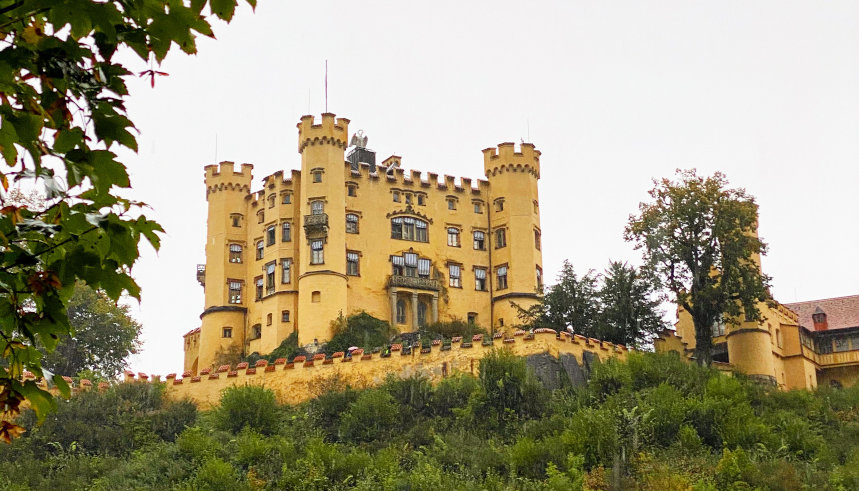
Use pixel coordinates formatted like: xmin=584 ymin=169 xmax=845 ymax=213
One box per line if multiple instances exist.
xmin=483 ymin=143 xmax=543 ymax=331
xmin=195 ymin=161 xmax=253 ymax=373
xmin=296 ymin=114 xmax=350 ymax=345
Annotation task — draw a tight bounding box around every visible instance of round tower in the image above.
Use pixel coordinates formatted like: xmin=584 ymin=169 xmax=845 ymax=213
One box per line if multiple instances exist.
xmin=197 ymin=161 xmax=253 ymax=372
xmin=296 ymin=114 xmax=350 ymax=345
xmin=483 ymin=142 xmax=543 ymax=331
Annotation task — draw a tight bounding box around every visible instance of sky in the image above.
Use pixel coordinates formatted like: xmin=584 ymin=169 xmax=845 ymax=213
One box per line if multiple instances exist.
xmin=117 ymin=1 xmax=859 ymax=376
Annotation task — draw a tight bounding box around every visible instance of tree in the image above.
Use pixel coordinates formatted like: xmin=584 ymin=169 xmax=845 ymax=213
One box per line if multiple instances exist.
xmin=517 ymin=261 xmax=601 ymax=337
xmin=625 ymin=169 xmax=770 ymax=366
xmin=40 ymin=282 xmax=141 ymax=379
xmin=596 ymin=261 xmax=666 ymax=348
xmin=0 ymin=0 xmax=255 ymax=442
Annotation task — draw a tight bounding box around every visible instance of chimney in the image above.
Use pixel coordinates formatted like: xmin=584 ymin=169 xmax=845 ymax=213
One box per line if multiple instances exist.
xmin=811 ymin=307 xmax=828 ymax=331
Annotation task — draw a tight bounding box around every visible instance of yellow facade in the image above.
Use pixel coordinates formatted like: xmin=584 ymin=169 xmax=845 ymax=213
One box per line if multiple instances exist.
xmin=663 ymin=292 xmax=858 ymax=390
xmin=185 ymin=113 xmax=543 ymax=374
xmin=166 ymin=331 xmax=626 ymax=408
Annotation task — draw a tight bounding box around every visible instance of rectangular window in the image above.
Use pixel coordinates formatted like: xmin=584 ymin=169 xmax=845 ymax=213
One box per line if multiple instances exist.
xmin=282 ymin=193 xmax=291 ymax=204
xmin=311 ymin=240 xmax=324 ymax=264
xmin=496 ymin=265 xmax=508 ymax=290
xmin=231 ymin=214 xmax=243 ymax=227
xmin=281 ymin=258 xmax=292 ymax=284
xmin=447 ymin=198 xmax=456 ymax=210
xmin=536 ymin=266 xmax=543 ymax=290
xmin=255 ymin=276 xmax=263 ymax=300
xmin=495 ymin=199 xmax=504 ymax=212
xmin=393 ymin=191 xmax=400 ymax=202
xmin=391 ymin=254 xmax=405 ymax=276
xmin=256 ymin=240 xmax=264 ymax=260
xmin=474 ymin=202 xmax=482 ymax=213
xmin=416 ymin=220 xmax=427 ymax=242
xmin=282 ymin=310 xmax=290 ymax=322
xmin=495 ymin=228 xmax=507 ymax=248
xmin=229 ymin=244 xmax=242 ymax=263
xmin=347 ymin=251 xmax=360 ymax=276
xmin=474 ymin=267 xmax=487 ymax=291
xmin=418 ymin=258 xmax=431 ymax=278
xmin=473 ymin=230 xmax=485 ymax=250
xmin=228 ymin=280 xmax=242 ymax=304
xmin=223 ymin=327 xmax=232 ymax=338
xmin=311 ymin=200 xmax=324 ymax=215
xmin=282 ymin=222 xmax=291 ymax=242
xmin=252 ymin=324 xmax=262 ymax=339
xmin=268 ymin=195 xmax=275 ymax=208
xmin=347 ymin=185 xmax=357 ymax=197
xmin=266 ymin=313 xmax=272 ymax=326
xmin=266 ymin=225 xmax=276 ymax=246
xmin=312 ymin=170 xmax=323 ymax=182
xmin=404 ymin=252 xmax=418 ymax=277
xmin=449 ymin=264 xmax=461 ymax=288
xmin=534 ymin=230 xmax=541 ymax=250
xmin=405 ymin=194 xmax=412 ymax=204
xmin=447 ymin=227 xmax=460 ymax=247
xmin=265 ymin=262 xmax=275 ymax=294
xmin=257 ymin=211 xmax=264 ymax=223
xmin=346 ymin=214 xmax=359 ymax=233
xmin=417 ymin=195 xmax=425 ymax=206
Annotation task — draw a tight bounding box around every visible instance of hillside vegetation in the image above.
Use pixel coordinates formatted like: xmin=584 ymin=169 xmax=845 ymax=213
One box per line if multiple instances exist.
xmin=2 ymin=351 xmax=859 ymax=490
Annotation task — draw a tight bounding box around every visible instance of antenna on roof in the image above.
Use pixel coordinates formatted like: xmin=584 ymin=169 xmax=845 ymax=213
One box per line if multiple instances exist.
xmin=325 ymin=60 xmax=328 ymax=113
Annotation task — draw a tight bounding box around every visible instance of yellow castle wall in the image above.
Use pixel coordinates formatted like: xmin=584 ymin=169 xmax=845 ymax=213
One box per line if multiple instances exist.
xmin=165 ymin=331 xmax=626 ymax=408
xmin=187 ymin=114 xmax=543 ymax=373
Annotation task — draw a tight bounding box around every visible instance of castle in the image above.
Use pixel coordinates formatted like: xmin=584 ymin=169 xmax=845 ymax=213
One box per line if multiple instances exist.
xmin=183 ymin=113 xmax=543 ymax=373
xmin=658 ymin=287 xmax=859 ymax=389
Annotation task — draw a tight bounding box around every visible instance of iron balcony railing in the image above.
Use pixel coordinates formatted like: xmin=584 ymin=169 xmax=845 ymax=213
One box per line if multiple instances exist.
xmin=303 ymin=213 xmax=329 ymax=236
xmin=388 ymin=274 xmax=441 ymax=291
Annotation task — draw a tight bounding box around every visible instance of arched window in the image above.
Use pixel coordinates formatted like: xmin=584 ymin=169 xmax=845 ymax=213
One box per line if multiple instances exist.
xmin=391 ymin=217 xmax=428 ymax=242
xmin=396 ymin=300 xmax=406 ymax=324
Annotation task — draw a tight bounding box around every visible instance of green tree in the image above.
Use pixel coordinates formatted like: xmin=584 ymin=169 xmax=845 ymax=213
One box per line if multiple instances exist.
xmin=40 ymin=281 xmax=141 ymax=378
xmin=596 ymin=261 xmax=666 ymax=348
xmin=517 ymin=261 xmax=601 ymax=337
xmin=0 ymin=0 xmax=254 ymax=441
xmin=625 ymin=169 xmax=770 ymax=366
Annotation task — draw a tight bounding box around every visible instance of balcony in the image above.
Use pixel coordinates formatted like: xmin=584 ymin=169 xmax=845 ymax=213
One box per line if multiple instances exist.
xmin=196 ymin=264 xmax=205 ymax=286
xmin=303 ymin=213 xmax=329 ymax=238
xmin=388 ymin=274 xmax=441 ymax=291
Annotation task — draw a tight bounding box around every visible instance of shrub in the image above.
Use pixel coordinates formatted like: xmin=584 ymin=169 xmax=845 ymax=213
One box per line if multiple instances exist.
xmin=430 ymin=373 xmax=480 ymax=418
xmin=325 ymin=312 xmax=395 ymax=353
xmin=211 ymin=385 xmax=280 ymax=435
xmin=339 ymin=389 xmax=399 ymax=443
xmin=476 ymin=349 xmax=548 ymax=424
xmin=561 ymin=407 xmax=619 ymax=469
xmin=184 ymin=457 xmax=247 ymax=491
xmin=422 ymin=318 xmax=487 ymax=340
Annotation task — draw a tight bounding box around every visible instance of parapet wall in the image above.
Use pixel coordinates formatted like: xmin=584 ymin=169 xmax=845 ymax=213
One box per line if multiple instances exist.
xmin=133 ymin=330 xmax=629 ymax=408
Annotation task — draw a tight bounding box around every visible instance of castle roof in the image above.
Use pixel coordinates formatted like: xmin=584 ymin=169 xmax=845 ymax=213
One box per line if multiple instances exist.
xmin=785 ymin=294 xmax=859 ymax=331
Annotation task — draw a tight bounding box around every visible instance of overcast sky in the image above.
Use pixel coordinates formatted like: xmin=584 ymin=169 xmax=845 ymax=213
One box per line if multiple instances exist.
xmin=117 ymin=1 xmax=859 ymax=376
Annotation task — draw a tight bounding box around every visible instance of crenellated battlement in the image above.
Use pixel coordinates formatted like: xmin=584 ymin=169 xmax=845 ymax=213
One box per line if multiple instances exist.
xmin=297 ymin=113 xmax=350 ymax=153
xmin=204 ymin=161 xmax=253 ymax=197
xmin=163 ymin=330 xmax=628 ymax=408
xmin=350 ymin=161 xmax=489 ymax=194
xmin=483 ymin=142 xmax=541 ymax=179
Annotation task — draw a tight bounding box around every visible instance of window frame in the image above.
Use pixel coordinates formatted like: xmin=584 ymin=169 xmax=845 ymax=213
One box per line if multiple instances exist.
xmin=346 ymin=213 xmax=359 ymax=234
xmin=346 ymin=251 xmax=360 ymax=276
xmin=228 ymin=243 xmax=243 ymax=263
xmin=474 ymin=267 xmax=487 ymax=291
xmin=282 ymin=222 xmax=291 ymax=242
xmin=448 ymin=263 xmax=462 ymax=288
xmin=256 ymin=240 xmax=264 ymax=260
xmin=447 ymin=227 xmax=461 ymax=247
xmin=473 ymin=230 xmax=485 ymax=250
xmin=496 ymin=264 xmax=508 ymax=290
xmin=494 ymin=228 xmax=507 ymax=248
xmin=310 ymin=240 xmax=324 ymax=265
xmin=228 ymin=280 xmax=243 ymax=304
xmin=266 ymin=225 xmax=276 ymax=246
xmin=281 ymin=258 xmax=292 ymax=284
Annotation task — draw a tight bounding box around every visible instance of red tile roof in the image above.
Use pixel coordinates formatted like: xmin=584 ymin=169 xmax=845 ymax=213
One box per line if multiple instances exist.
xmin=785 ymin=295 xmax=859 ymax=331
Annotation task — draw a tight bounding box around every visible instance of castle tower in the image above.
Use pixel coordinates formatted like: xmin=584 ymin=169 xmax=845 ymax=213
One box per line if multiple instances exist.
xmin=197 ymin=161 xmax=253 ymax=372
xmin=483 ymin=143 xmax=543 ymax=331
xmin=296 ymin=114 xmax=350 ymax=345
xmin=725 ymin=217 xmax=778 ymax=385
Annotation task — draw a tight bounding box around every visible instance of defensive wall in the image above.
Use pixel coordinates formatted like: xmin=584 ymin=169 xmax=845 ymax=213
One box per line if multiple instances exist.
xmin=132 ymin=330 xmax=628 ymax=409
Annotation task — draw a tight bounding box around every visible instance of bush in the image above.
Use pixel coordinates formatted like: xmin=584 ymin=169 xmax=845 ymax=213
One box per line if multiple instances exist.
xmin=211 ymin=385 xmax=280 ymax=435
xmin=339 ymin=389 xmax=399 ymax=443
xmin=325 ymin=312 xmax=395 ymax=353
xmin=476 ymin=349 xmax=548 ymax=424
xmin=430 ymin=373 xmax=480 ymax=418
xmin=422 ymin=318 xmax=487 ymax=341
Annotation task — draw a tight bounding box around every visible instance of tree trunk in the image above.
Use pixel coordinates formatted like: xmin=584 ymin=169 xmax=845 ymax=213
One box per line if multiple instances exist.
xmin=692 ymin=313 xmax=714 ymax=366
